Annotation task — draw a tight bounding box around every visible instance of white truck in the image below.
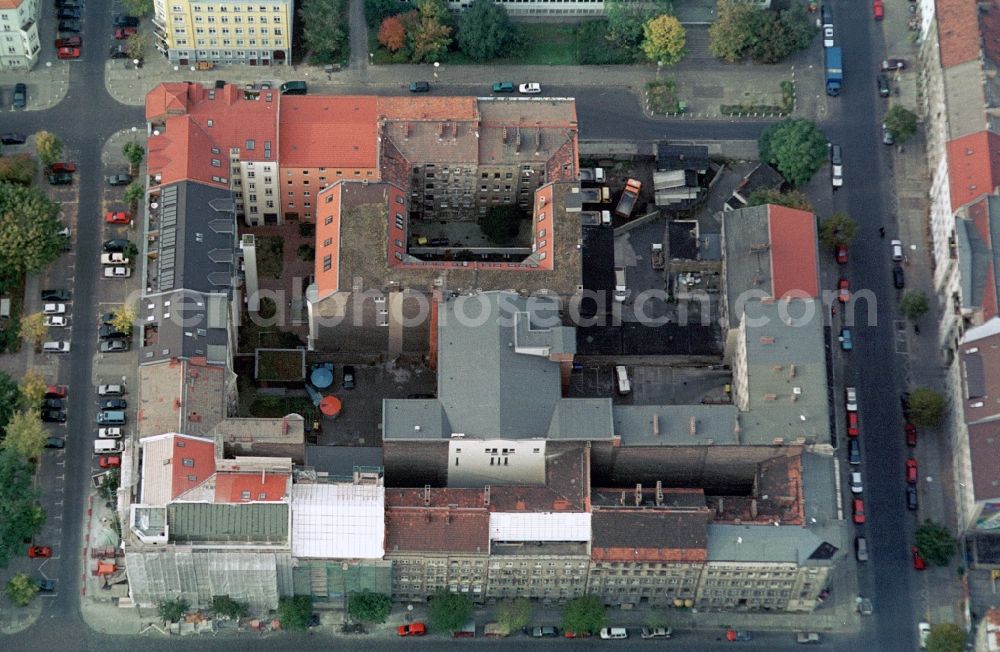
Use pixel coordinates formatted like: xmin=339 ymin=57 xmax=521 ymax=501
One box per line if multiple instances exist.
xmin=101 ymin=252 xmax=129 ymax=265
xmin=614 ymin=267 xmax=629 ymax=302
xmin=579 ymin=167 xmax=606 ymax=183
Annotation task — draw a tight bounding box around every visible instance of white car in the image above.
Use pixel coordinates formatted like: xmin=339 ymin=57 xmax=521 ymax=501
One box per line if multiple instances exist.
xmin=98 ymin=427 xmax=123 ymax=439
xmin=44 ymin=315 xmax=67 ymax=327
xmin=823 ymin=25 xmax=834 ymax=48
xmin=918 ymin=622 xmax=930 ymax=648
xmin=518 ymin=83 xmax=541 ymax=94
xmin=850 ymin=471 xmax=863 ymax=494
xmin=845 ymin=386 xmax=858 ymax=412
xmin=891 ymin=239 xmax=904 ymax=261
xmin=103 ymin=266 xmax=131 ymax=278
xmin=832 ymin=163 xmax=843 ymax=188
xmin=43 ymin=303 xmax=66 ymax=315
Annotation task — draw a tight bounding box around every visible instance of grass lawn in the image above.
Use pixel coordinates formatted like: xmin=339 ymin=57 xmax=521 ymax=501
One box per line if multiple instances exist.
xmin=249 ymin=395 xmax=316 ymax=418
xmin=256 ymin=348 xmax=305 ymax=381
xmin=256 ymin=235 xmax=284 ymax=280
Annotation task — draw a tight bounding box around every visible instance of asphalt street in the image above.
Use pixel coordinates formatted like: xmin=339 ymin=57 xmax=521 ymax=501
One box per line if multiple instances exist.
xmin=2 ymin=1 xmax=914 ymax=650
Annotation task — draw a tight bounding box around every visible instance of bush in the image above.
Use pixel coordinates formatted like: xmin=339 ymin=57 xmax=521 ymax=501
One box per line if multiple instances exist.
xmin=158 ymin=598 xmax=190 ymax=622
xmin=278 ymin=596 xmax=314 ymax=630
xmin=348 ymin=590 xmax=392 ymax=623
xmin=6 ymin=573 xmax=38 ymax=606
xmin=907 ymin=387 xmax=947 ymax=428
xmin=211 ymin=595 xmax=249 ymax=620
xmin=915 ymin=520 xmax=957 ymax=566
xmin=561 ymin=595 xmax=606 ymax=635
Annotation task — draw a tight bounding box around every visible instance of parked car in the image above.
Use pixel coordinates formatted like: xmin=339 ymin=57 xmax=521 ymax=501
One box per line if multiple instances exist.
xmin=57 ymin=7 xmax=80 ymax=19
xmin=893 ymin=265 xmax=905 ymax=289
xmin=27 ymin=545 xmax=52 ymax=558
xmin=58 ymin=20 xmax=82 ymax=33
xmin=105 ymin=211 xmax=131 ymax=224
xmin=852 ymin=497 xmax=865 ymax=524
xmin=877 ymin=73 xmax=890 ymax=97
xmin=1 ymin=133 xmax=27 ymax=145
xmin=41 ymin=409 xmax=67 ymax=423
xmin=50 ymin=162 xmax=76 ymax=174
xmin=906 ymin=423 xmax=917 ymax=447
xmin=100 ymin=312 xmax=118 ymax=325
xmin=918 ymin=622 xmax=931 ymax=648
xmin=98 ymin=325 xmax=128 ymax=339
xmin=37 ymin=578 xmax=56 ymax=591
xmin=848 ymin=438 xmax=861 ymax=465
xmin=492 ymin=82 xmax=515 ymax=93
xmin=98 ymin=427 xmax=123 ymax=438
xmin=891 ymin=239 xmax=904 ymax=261
xmin=42 ymin=398 xmax=65 ymax=409
xmin=796 ymin=632 xmax=821 ymax=644
xmin=641 ymin=627 xmax=672 ymax=639
xmin=873 ymin=0 xmax=884 ymax=19
xmin=54 ymin=36 xmax=81 ymax=48
xmin=44 ymin=315 xmax=67 ymax=327
xmin=45 ymin=385 xmax=68 ymax=398
xmin=114 ymin=14 xmax=141 ymax=27
xmin=845 ymin=386 xmax=858 ymax=411
xmin=847 ymin=411 xmax=859 ymax=437
xmin=519 ymin=83 xmax=542 ymax=94
xmin=43 ymin=303 xmax=66 ymax=315
xmin=103 ymin=239 xmax=131 ymax=252
xmin=107 ymin=174 xmax=132 ymax=186
xmin=850 ymin=471 xmax=863 ymax=494
xmin=109 ymin=45 xmax=130 ymax=59
xmin=906 ymin=458 xmax=918 ymax=484
xmin=830 ymin=143 xmax=843 ymax=188
xmin=599 ymin=627 xmax=628 ymax=640
xmin=823 ymin=25 xmax=833 ymax=48
xmin=342 ymin=365 xmax=356 ymax=390
xmin=12 ymin=82 xmax=26 ymax=109
xmin=881 ymin=58 xmax=907 ymax=71
xmin=398 ymin=623 xmax=426 ymax=636
xmin=835 ymin=242 xmax=848 ymax=264
xmin=906 ymin=484 xmax=919 ymax=510
xmin=912 ymin=546 xmax=926 ymax=570
xmin=531 ymin=626 xmax=559 ymax=638
xmin=103 ymin=266 xmax=131 ymax=279
xmin=882 ymin=123 xmax=895 ymax=145
xmin=726 ymin=630 xmax=753 ymax=642
xmin=100 ymin=338 xmax=129 ymax=353
xmin=99 ymin=455 xmax=121 ymax=468
xmin=837 ymin=278 xmax=850 ymax=303
xmin=114 ymin=27 xmax=137 ymax=39
xmin=408 ymin=81 xmax=430 ymax=93
xmin=100 ymin=398 xmax=127 ymax=411
xmin=839 ymin=327 xmax=853 ymax=351
xmin=48 ymin=172 xmax=73 ymax=185
xmin=855 ymin=536 xmax=869 ymax=562
xmin=45 ymin=437 xmax=65 ymax=449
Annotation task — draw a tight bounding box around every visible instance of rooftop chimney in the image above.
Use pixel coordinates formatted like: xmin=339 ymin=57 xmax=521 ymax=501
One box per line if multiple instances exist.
xmin=655 ymin=481 xmax=663 ymax=506
xmin=484 ymin=485 xmax=491 ymax=506
xmin=634 ymin=484 xmax=642 ymax=506
xmin=423 ymin=485 xmax=431 ymax=506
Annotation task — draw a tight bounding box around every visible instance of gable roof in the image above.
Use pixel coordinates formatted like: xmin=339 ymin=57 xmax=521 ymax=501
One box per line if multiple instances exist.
xmin=947 ymin=132 xmax=1000 ymax=211
xmin=138 ymin=433 xmax=217 ymax=506
xmin=937 ymin=0 xmax=983 ymax=68
xmin=768 ymin=205 xmax=819 ymax=300
xmin=279 ymin=96 xmax=378 ymax=168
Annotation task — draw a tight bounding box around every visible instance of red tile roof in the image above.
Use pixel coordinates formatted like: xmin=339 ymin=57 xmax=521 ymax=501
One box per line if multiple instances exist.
xmin=279 ymin=96 xmax=379 ymax=168
xmin=146 ymin=82 xmax=198 ymax=121
xmin=767 ymin=205 xmax=819 ymax=299
xmin=947 ymin=132 xmax=1000 ymax=211
xmin=377 ymin=96 xmax=479 ymax=121
xmin=385 ymin=508 xmax=490 ymax=553
xmin=214 ymin=471 xmax=289 ymax=503
xmin=169 ymin=435 xmax=216 ymax=500
xmin=968 ymin=421 xmax=1000 ymax=501
xmin=937 ymin=0 xmax=982 ymax=68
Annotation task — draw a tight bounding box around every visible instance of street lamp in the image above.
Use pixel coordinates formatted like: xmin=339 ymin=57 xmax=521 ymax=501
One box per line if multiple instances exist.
xmin=433 ymin=61 xmax=439 ymax=79
xmin=341 ymin=562 xmax=350 ymax=624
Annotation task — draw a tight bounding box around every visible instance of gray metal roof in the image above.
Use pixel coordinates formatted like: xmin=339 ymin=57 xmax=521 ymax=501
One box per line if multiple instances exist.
xmin=721 ymin=204 xmax=773 ymax=328
xmin=614 ymin=405 xmax=740 ymax=446
xmin=382 ymin=398 xmax=451 ymax=440
xmin=140 ymin=289 xmax=231 ymax=365
xmin=166 ymin=502 xmax=289 ymax=544
xmin=656 ymin=144 xmax=710 ymax=172
xmin=706 ymin=523 xmax=825 ymax=564
xmin=547 ymin=399 xmax=615 ymax=440
xmin=737 ymin=299 xmax=830 ymax=445
xmin=957 ymin=197 xmax=1000 ymax=314
xmin=799 ymin=452 xmax=843 ymax=558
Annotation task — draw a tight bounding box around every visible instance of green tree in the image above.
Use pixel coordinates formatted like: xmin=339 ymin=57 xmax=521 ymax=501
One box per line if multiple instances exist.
xmin=111 ymin=303 xmax=137 ymax=335
xmin=0 ymin=184 xmax=65 ymax=286
xmin=927 ymin=623 xmax=966 ymax=652
xmin=18 ymin=313 xmax=47 ymax=351
xmin=907 ymin=387 xmax=947 ymax=428
xmin=747 ymin=188 xmax=813 ymax=211
xmin=99 ymin=468 xmax=120 ymax=502
xmin=34 ymin=131 xmax=62 ymax=169
xmin=348 ymin=590 xmax=392 ymax=623
xmin=0 ymin=449 xmax=46 ymax=566
xmin=497 ymin=597 xmax=532 ymax=632
xmin=915 ymin=520 xmax=957 ymax=567
xmin=708 ymin=0 xmax=757 ymax=62
xmin=758 ymin=118 xmax=829 ymax=187
xmin=124 ymin=181 xmax=145 ymax=211
xmin=211 ymin=595 xmax=248 ymax=620
xmin=301 ymin=0 xmax=349 ymax=64
xmin=158 ymin=598 xmax=190 ymax=622
xmin=778 ymin=3 xmax=817 ymax=52
xmin=818 ymin=212 xmax=858 ymax=250
xmin=482 ymin=205 xmax=525 ymax=245
xmin=561 ymin=595 xmax=606 ymax=635
xmin=0 ymin=371 xmax=18 ymax=429
xmin=18 ymin=369 xmax=47 ymax=410
xmin=121 ymin=0 xmax=153 ymax=16
xmin=605 ymin=0 xmax=668 ymax=52
xmin=366 ymin=0 xmax=403 ymax=27
xmin=747 ymin=10 xmax=793 ymax=64
xmin=0 ymin=154 xmax=37 ymax=186
xmin=406 ymin=0 xmax=452 ymax=63
xmin=429 ymin=590 xmax=473 ymax=633
xmin=123 ymin=142 xmax=145 ymax=174
xmin=278 ymin=596 xmax=314 ymax=630
xmin=457 ymin=0 xmax=518 ymax=62
xmin=884 ymin=106 xmax=919 ymax=144
xmin=125 ymin=33 xmax=145 ymax=61
xmin=3 ymin=410 xmax=48 ymax=460
xmin=6 ymin=572 xmax=37 ymax=606
xmin=641 ymin=14 xmax=686 ymax=65
xmin=899 ymin=290 xmax=929 ymax=322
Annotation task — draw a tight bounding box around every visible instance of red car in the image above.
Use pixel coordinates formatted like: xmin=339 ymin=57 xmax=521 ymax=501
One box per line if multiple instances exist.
xmin=906 ymin=458 xmax=918 ymax=484
xmin=852 ymin=498 xmax=865 ymax=524
xmin=398 ymin=623 xmax=426 ymax=636
xmin=905 ymin=423 xmax=917 ymax=447
xmin=873 ymin=0 xmax=884 ymax=19
xmin=50 ymin=162 xmax=76 ymax=173
xmin=114 ymin=27 xmax=137 ymax=40
xmin=836 ymin=243 xmax=848 ymax=265
xmin=564 ymin=631 xmax=592 ymax=639
xmin=838 ymin=278 xmax=850 ymax=303
xmin=57 ymin=47 xmax=81 ymax=59
xmin=847 ymin=412 xmax=860 ymax=437
xmin=45 ymin=384 xmax=68 ymax=398
xmin=99 ymin=456 xmax=121 ymax=469
xmin=27 ymin=545 xmax=52 ymax=558
xmin=55 ymin=36 xmax=82 ymax=48
xmin=105 ymin=211 xmax=131 ymax=224
xmin=912 ymin=546 xmax=926 ymax=570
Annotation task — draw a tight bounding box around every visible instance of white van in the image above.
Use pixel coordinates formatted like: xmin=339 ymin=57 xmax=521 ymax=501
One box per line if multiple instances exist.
xmin=94 ymin=439 xmax=123 ymax=454
xmin=615 ymin=365 xmax=631 ymax=396
xmin=600 ymin=627 xmax=628 ymax=640
xmin=43 ymin=340 xmax=71 ymax=353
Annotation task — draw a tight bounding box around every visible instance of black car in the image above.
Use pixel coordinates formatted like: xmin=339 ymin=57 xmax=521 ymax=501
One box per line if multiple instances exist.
xmin=848 ymin=438 xmax=861 ymax=465
xmin=893 ymin=265 xmax=905 ymax=289
xmin=109 ymin=45 xmax=129 ymax=59
xmin=58 ymin=20 xmax=82 ymax=32
xmin=100 ymin=338 xmax=129 ymax=353
xmin=1 ymin=133 xmax=27 ymax=145
xmin=113 ymin=14 xmax=140 ymax=27
xmin=99 ymin=398 xmax=127 ymax=410
xmin=42 ymin=398 xmax=65 ymax=409
xmin=342 ymin=365 xmax=356 ymax=390
xmin=98 ymin=324 xmax=127 ymax=339
xmin=57 ymin=7 xmax=80 ymax=19
xmin=906 ymin=484 xmax=918 ymax=510
xmin=103 ymin=239 xmax=130 ymax=252
xmin=877 ymin=74 xmax=890 ymax=98
xmin=107 ymin=173 xmax=132 ymax=186
xmin=100 ymin=312 xmax=117 ymax=325
xmin=530 ymin=626 xmax=559 ymax=638
xmin=44 ymin=437 xmax=65 ymax=449
xmin=41 ymin=410 xmax=67 ymax=423
xmin=48 ymin=172 xmax=73 ymax=186
xmin=12 ymin=82 xmax=26 ymax=109
xmin=409 ymin=81 xmax=430 ymax=93
xmin=41 ymin=289 xmax=70 ymax=301
xmin=37 ymin=578 xmax=56 ymax=591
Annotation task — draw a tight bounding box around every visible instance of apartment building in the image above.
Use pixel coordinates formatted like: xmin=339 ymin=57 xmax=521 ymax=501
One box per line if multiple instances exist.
xmin=153 ymin=0 xmax=292 ymax=65
xmin=0 ymin=0 xmax=39 ymax=70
